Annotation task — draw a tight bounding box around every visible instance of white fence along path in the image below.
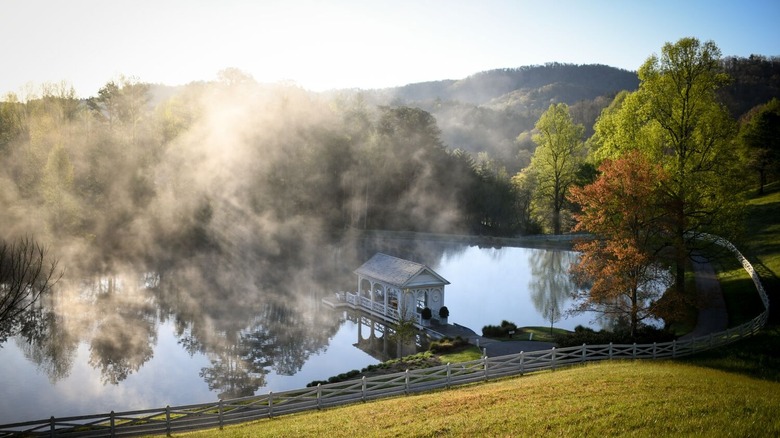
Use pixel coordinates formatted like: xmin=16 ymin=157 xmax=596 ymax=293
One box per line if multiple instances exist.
xmin=0 ymin=234 xmax=770 ymax=437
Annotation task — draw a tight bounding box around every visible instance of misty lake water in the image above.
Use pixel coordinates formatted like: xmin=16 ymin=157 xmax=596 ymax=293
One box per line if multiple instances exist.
xmin=0 ymin=238 xmax=600 ymax=424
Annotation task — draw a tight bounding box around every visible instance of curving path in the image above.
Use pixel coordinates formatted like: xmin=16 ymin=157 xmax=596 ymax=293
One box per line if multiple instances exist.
xmin=681 ymin=256 xmax=729 ymax=340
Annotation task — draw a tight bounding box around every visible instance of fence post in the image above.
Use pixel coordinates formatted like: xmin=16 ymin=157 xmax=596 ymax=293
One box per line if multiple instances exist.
xmin=317 ymin=384 xmax=322 ymax=409
xmin=520 ymin=351 xmax=525 ymax=375
xmin=362 ymin=376 xmax=367 ymax=401
xmin=672 ymin=339 xmax=677 ymax=358
xmin=633 ymin=343 xmax=637 ymax=359
xmin=165 ymin=405 xmax=171 ymax=437
xmin=582 ymin=344 xmax=586 ymax=363
xmin=446 ymin=363 xmax=451 ymax=388
xmin=483 ymin=356 xmax=489 ymax=381
xmin=609 ymin=342 xmax=613 ymax=359
xmin=405 ymin=370 xmax=410 ymax=394
xmin=551 ymin=347 xmax=556 ymax=370
xmin=110 ymin=411 xmax=115 ymax=436
xmin=653 ymin=342 xmax=657 ymax=359
xmin=268 ymin=392 xmax=274 ymax=418
xmin=50 ymin=416 xmax=55 ymax=438
xmin=218 ymin=400 xmax=224 ymax=430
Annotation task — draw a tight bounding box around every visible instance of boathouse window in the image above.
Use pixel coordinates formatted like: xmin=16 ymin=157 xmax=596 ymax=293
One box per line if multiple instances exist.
xmin=361 ymin=279 xmax=371 ymax=298
xmin=373 ymin=285 xmax=384 ymax=302
xmin=388 ymin=290 xmax=399 ymax=309
xmin=416 ymin=292 xmax=427 ymax=312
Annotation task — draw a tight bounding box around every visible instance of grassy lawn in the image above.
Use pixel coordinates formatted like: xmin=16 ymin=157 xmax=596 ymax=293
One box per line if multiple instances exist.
xmin=683 ymin=182 xmax=780 ymax=382
xmin=517 ymin=326 xmax=570 ymax=342
xmin=683 ymin=326 xmax=780 ymax=382
xmin=742 ymin=182 xmax=780 ymax=325
xmin=437 ymin=345 xmax=482 ymax=363
xmin=171 ymin=361 xmax=780 ymax=437
xmin=704 ymin=183 xmax=779 ymax=327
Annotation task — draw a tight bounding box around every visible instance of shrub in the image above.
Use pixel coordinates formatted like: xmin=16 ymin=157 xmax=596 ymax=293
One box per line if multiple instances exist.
xmin=429 ymin=336 xmax=468 ymax=353
xmin=421 ymin=307 xmax=432 ymax=320
xmin=554 ymin=325 xmax=676 ymax=347
xmin=439 ymin=306 xmax=449 ymax=318
xmin=482 ymin=320 xmax=518 ymax=338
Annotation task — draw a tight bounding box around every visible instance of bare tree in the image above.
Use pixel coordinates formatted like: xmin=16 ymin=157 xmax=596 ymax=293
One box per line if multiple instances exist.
xmin=0 ymin=237 xmax=61 ymax=335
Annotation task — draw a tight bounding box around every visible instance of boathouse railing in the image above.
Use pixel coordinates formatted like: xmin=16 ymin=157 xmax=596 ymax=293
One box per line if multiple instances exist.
xmin=345 ymin=291 xmax=420 ymax=325
xmin=0 ymin=234 xmax=769 ymax=437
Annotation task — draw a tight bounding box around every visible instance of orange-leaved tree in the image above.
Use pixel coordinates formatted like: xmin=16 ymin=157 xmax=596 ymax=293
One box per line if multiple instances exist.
xmin=568 ymin=151 xmax=673 ymax=336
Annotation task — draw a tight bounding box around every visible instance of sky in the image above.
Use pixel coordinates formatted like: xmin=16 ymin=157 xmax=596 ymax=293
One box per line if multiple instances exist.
xmin=2 ymin=0 xmax=779 ymax=99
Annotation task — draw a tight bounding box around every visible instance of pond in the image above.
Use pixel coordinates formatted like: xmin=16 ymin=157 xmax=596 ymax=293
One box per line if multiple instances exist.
xmin=0 ymin=237 xmax=599 ymax=424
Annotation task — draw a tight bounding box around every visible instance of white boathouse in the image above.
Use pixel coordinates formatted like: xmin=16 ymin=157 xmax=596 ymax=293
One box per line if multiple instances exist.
xmin=335 ymin=253 xmax=450 ymax=326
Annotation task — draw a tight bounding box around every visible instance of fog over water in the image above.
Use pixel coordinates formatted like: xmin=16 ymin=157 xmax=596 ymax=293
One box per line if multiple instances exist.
xmin=0 ymin=78 xmax=599 ymax=424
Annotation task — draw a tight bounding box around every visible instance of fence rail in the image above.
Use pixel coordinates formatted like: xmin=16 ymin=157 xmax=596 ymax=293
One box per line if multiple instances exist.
xmin=0 ymin=234 xmax=769 ymax=437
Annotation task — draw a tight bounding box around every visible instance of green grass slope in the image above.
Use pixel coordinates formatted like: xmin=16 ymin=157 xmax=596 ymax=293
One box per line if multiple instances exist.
xmin=176 ymin=361 xmax=780 ymax=437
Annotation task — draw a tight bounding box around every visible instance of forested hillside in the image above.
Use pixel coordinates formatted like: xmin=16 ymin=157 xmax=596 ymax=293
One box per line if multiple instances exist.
xmin=1 ymin=54 xmax=778 ymax=274
xmin=360 ymin=63 xmax=640 ymax=169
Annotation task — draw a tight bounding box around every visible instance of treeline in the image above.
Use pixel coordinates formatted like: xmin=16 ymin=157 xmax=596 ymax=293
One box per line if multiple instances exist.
xmin=0 ymin=74 xmax=535 ymax=270
xmin=1 ymin=53 xmax=778 ymax=270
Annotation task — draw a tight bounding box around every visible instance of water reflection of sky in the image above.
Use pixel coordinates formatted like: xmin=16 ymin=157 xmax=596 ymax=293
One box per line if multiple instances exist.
xmin=263 ymin=318 xmax=378 ymax=392
xmin=0 ymin=321 xmax=214 ymax=423
xmin=434 ymin=246 xmax=598 ymax=333
xmin=0 ymin=318 xmax=380 ymax=424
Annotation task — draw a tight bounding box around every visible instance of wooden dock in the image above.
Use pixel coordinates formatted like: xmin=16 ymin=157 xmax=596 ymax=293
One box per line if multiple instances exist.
xmin=322 ymin=293 xmax=479 ymax=341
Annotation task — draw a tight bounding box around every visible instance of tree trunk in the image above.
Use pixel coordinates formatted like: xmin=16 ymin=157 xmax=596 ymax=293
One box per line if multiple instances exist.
xmin=675 ymin=233 xmax=686 ymax=298
xmin=631 ymin=288 xmax=638 ymax=338
xmin=552 ymin=208 xmax=561 ymax=235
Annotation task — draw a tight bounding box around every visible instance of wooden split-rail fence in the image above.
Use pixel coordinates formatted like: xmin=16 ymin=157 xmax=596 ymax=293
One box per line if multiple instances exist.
xmin=0 ymin=234 xmax=769 ymax=437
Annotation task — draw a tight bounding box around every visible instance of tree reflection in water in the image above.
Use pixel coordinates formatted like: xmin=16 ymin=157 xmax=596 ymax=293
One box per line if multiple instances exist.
xmin=2 ymin=234 xmax=471 ymax=398
xmin=16 ymin=300 xmax=78 ymax=383
xmin=4 ymin=240 xmax=350 ymax=394
xmin=529 ymin=249 xmax=579 ymax=332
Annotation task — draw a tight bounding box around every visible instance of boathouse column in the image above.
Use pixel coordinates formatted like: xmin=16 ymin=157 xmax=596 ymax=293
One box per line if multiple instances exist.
xmin=430 ymin=288 xmax=442 ymax=318
xmin=402 ymin=290 xmax=415 ymax=321
xmin=383 ymin=286 xmax=389 ymax=317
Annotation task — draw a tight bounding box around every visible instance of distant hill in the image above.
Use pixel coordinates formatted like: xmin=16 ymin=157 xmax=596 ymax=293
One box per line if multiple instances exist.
xmin=354 ymin=58 xmax=779 ymax=171
xmin=719 ymin=55 xmax=780 ymax=118
xmin=359 ymin=64 xmax=639 ymax=170
xmin=388 ymin=63 xmax=638 ymax=107
xmin=148 ymin=59 xmax=777 ymax=173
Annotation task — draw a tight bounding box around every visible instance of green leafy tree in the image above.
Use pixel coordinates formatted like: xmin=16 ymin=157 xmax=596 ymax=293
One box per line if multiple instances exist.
xmin=528 ymin=103 xmax=585 ymax=234
xmin=371 ymin=106 xmax=457 ymax=231
xmin=42 ymin=142 xmax=86 ymax=235
xmin=590 ymin=38 xmax=741 ymax=296
xmin=0 ymin=93 xmax=26 ymax=151
xmin=510 ymin=167 xmax=542 ymax=235
xmin=740 ymin=98 xmax=780 ymax=194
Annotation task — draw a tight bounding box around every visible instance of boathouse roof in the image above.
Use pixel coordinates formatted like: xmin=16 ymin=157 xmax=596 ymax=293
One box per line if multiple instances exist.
xmin=354 ymin=253 xmax=450 ymax=288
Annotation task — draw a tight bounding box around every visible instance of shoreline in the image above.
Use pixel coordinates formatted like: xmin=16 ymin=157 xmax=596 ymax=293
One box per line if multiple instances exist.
xmin=354 ymin=229 xmax=587 ymax=251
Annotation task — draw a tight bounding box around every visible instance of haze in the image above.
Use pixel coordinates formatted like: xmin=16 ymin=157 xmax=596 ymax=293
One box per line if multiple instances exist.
xmin=2 ymin=0 xmax=778 ymax=98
